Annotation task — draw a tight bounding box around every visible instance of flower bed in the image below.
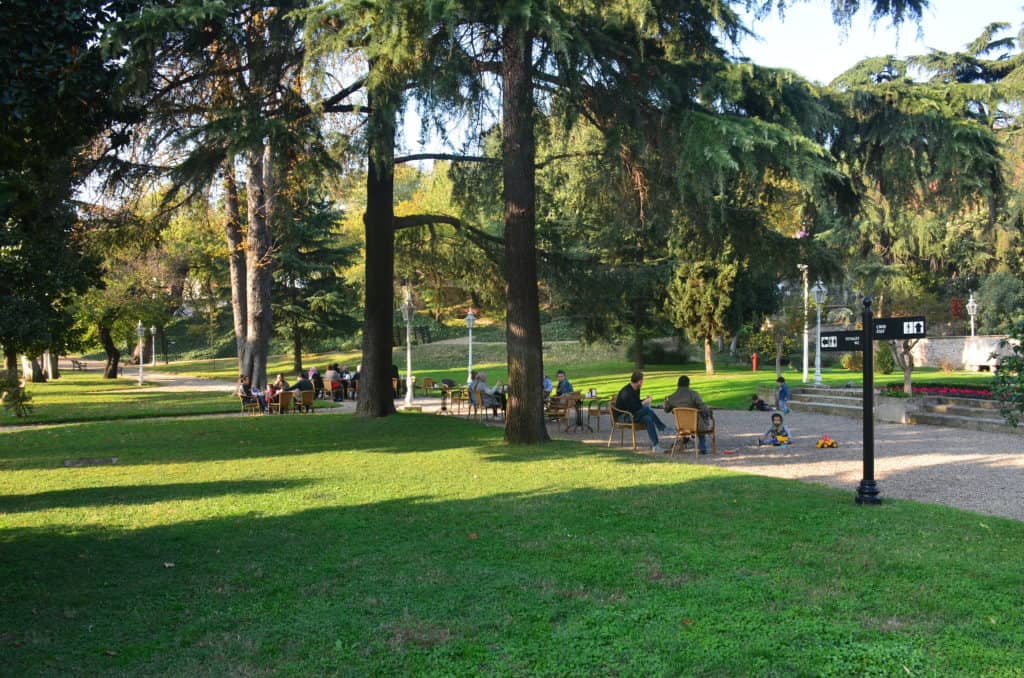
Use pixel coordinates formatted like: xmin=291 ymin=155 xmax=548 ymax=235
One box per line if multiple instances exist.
xmin=882 ymin=384 xmax=993 ymax=399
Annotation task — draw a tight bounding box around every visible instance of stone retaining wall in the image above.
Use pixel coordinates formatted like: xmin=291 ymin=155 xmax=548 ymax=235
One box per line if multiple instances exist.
xmin=908 ymin=336 xmax=1015 ymax=371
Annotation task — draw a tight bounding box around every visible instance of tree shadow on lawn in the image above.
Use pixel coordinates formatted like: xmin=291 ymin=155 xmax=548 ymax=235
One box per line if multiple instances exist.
xmin=0 ymin=479 xmax=312 ymax=515
xmin=0 ymin=414 xmax=644 ymax=470
xmin=2 ymin=478 xmax=1023 ymax=676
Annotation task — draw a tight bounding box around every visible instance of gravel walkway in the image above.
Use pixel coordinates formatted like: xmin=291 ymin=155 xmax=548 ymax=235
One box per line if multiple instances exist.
xmin=544 ymin=407 xmax=1024 ymax=522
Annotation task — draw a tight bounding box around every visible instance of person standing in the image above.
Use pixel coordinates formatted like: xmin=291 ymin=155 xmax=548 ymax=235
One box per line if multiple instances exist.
xmin=776 ymin=376 xmax=791 ymax=414
xmin=614 ymin=371 xmax=670 ymax=453
xmin=663 ymin=375 xmax=712 ymax=454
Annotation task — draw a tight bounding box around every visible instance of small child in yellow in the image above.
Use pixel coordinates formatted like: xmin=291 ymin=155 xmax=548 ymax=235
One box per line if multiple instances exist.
xmin=758 ymin=413 xmax=792 ymax=446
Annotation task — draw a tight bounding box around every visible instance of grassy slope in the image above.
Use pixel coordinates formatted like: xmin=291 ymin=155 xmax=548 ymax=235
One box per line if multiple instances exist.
xmin=1 ymin=414 xmax=1022 ymax=675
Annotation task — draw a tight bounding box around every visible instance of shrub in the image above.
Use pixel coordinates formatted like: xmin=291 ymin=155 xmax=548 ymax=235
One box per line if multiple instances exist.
xmin=840 ymin=352 xmax=863 ymax=372
xmin=993 ymin=320 xmax=1024 ymax=427
xmin=626 ymin=341 xmax=690 ymax=365
xmin=874 ymin=342 xmax=895 ymax=374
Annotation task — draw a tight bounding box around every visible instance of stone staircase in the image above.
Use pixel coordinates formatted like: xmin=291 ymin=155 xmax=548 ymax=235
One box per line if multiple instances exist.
xmin=788 ymin=386 xmax=863 ymax=417
xmin=907 ymin=396 xmax=1018 ymax=434
xmin=788 ymin=386 xmax=1023 ymax=436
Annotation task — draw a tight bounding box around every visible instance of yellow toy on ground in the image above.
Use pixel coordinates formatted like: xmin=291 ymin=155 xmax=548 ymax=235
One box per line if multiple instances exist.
xmin=816 ymin=435 xmax=839 ymax=449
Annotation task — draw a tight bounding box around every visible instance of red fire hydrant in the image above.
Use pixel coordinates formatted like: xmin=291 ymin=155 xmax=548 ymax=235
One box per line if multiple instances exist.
xmin=752 ymin=352 xmax=759 ymax=371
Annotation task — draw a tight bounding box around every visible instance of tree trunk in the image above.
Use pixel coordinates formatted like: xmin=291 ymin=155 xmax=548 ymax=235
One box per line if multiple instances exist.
xmin=704 ymin=337 xmax=715 ymax=375
xmin=292 ymin=324 xmax=303 ymax=374
xmin=502 ymin=23 xmax=548 ymax=444
xmin=3 ymin=349 xmax=17 ymax=382
xmin=99 ymin=325 xmax=120 ymax=379
xmin=729 ymin=334 xmax=739 ymax=356
xmin=631 ymin=298 xmax=645 ymax=369
xmin=223 ymin=163 xmax=248 ymax=375
xmin=44 ymin=352 xmax=60 ymax=380
xmin=243 ymin=147 xmax=274 ymax=389
xmin=357 ymin=85 xmax=398 ymax=417
xmin=775 ymin=335 xmax=784 ymax=377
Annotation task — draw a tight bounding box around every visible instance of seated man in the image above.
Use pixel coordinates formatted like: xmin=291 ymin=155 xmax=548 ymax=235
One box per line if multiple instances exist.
xmin=663 ymin=375 xmax=712 ymax=454
xmin=554 ymin=369 xmax=574 ymax=397
xmin=292 ymin=371 xmax=314 ymax=393
xmin=237 ymin=375 xmax=267 ymax=413
xmin=470 ymin=371 xmax=506 ymax=417
xmin=614 ymin=371 xmax=670 ymax=453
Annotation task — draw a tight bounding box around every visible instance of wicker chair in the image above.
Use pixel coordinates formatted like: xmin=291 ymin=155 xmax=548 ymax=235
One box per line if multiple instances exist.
xmin=268 ymin=390 xmax=293 ymax=415
xmin=608 ymin=404 xmax=647 ymax=450
xmin=669 ymin=408 xmax=700 ymax=456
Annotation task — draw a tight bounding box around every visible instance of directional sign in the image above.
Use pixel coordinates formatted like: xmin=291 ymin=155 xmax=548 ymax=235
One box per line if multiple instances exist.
xmin=820 ymin=331 xmax=863 ymax=352
xmin=873 ymin=316 xmax=927 ymax=341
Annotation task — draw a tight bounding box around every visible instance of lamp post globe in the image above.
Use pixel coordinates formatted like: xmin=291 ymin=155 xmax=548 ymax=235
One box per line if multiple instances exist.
xmin=465 ymin=310 xmax=476 ymax=385
xmin=811 ymin=280 xmax=827 ymax=385
xmin=135 ymin=320 xmax=146 ymax=386
xmin=966 ymin=292 xmax=978 ymax=337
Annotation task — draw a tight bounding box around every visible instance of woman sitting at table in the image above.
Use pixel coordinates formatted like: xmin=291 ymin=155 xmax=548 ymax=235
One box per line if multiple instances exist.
xmin=267 ymin=373 xmax=290 ymax=405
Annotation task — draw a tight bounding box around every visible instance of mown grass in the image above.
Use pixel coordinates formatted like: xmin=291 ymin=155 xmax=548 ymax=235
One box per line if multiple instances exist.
xmin=1 ymin=414 xmax=1022 ymax=675
xmin=2 ymin=373 xmax=336 ymax=427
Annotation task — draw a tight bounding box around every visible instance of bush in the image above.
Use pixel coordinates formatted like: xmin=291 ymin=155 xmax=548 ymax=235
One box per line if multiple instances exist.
xmin=993 ymin=320 xmax=1024 ymax=427
xmin=874 ymin=342 xmax=895 ymax=374
xmin=626 ymin=341 xmax=690 ymax=365
xmin=840 ymin=352 xmax=863 ymax=372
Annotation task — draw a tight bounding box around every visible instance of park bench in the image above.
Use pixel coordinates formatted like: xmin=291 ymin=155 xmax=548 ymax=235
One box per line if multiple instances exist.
xmin=70 ymin=359 xmax=88 ymax=371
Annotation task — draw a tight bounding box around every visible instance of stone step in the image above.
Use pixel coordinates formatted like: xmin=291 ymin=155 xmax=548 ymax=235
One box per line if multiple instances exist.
xmin=789 ymin=401 xmax=864 ymax=418
xmin=907 ymin=412 xmax=1022 ymax=435
xmin=925 ymin=396 xmax=1001 ymax=411
xmin=923 ymin=404 xmax=1001 ymax=418
xmin=794 ymin=387 xmax=862 ymax=398
xmin=790 ymin=397 xmax=862 ymax=410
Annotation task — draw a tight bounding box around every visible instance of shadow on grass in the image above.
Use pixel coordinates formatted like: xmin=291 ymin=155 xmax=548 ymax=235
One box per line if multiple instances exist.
xmin=0 ymin=479 xmax=311 ymax=515
xmin=1 ymin=477 xmax=1022 ymax=676
xmin=0 ymin=413 xmax=645 ymax=470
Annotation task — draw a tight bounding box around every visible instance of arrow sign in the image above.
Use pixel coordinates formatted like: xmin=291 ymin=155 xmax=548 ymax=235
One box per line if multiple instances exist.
xmin=820 ymin=331 xmax=863 ymax=352
xmin=873 ymin=316 xmax=927 ymax=340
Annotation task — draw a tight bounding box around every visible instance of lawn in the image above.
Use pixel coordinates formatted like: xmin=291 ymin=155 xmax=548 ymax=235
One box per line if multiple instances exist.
xmin=1 ymin=373 xmax=337 ymax=427
xmin=1 ymin=414 xmax=1022 ymax=675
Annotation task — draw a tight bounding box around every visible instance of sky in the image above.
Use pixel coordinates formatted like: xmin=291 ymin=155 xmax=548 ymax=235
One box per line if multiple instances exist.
xmin=734 ymin=0 xmax=1024 ymax=84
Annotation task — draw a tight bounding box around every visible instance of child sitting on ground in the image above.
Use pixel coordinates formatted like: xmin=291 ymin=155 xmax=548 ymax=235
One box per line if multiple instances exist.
xmin=749 ymin=394 xmax=771 ymax=411
xmin=758 ymin=413 xmax=792 ymax=446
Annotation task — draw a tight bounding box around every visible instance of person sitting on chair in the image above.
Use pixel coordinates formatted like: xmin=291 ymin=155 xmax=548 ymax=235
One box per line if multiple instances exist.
xmin=470 ymin=371 xmax=506 ymax=417
xmin=615 ymin=371 xmax=670 ymax=454
xmin=267 ymin=373 xmax=290 ymax=407
xmin=663 ymin=375 xmax=711 ymax=454
xmin=555 ymin=369 xmax=574 ymax=397
xmin=237 ymin=375 xmax=267 ymax=413
xmin=292 ymin=371 xmax=314 ymax=393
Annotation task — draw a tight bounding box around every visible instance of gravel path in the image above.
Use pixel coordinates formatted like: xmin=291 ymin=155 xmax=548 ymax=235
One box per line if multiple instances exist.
xmin=545 ymin=407 xmax=1024 ymax=522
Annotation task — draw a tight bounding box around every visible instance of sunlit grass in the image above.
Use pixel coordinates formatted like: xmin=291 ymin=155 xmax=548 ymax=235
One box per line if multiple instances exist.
xmin=1 ymin=414 xmax=1022 ymax=675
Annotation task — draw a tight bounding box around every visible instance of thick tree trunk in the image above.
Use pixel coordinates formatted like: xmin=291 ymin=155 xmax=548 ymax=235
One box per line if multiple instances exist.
xmin=357 ymin=87 xmax=398 ymax=417
xmin=223 ymin=164 xmax=248 ymax=375
xmin=502 ymin=24 xmax=548 ymax=444
xmin=729 ymin=334 xmax=739 ymax=356
xmin=704 ymin=337 xmax=715 ymax=375
xmin=44 ymin=352 xmax=59 ymax=380
xmin=243 ymin=148 xmax=274 ymax=389
xmin=21 ymin=356 xmax=45 ymax=383
xmin=99 ymin=325 xmax=120 ymax=379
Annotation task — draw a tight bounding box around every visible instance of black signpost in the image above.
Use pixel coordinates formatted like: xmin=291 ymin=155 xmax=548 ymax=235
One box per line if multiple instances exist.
xmin=855 ymin=299 xmax=881 ymax=505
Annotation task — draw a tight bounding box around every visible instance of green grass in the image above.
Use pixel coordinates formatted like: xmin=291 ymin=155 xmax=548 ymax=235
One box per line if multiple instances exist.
xmin=2 ymin=373 xmax=337 ymax=427
xmin=1 ymin=414 xmax=1022 ymax=675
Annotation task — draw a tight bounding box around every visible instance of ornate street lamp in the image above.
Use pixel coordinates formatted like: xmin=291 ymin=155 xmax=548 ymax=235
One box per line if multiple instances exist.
xmin=401 ymin=287 xmax=414 ymax=408
xmin=465 ymin=309 xmax=476 ymax=384
xmin=811 ymin=280 xmax=827 ymax=385
xmin=136 ymin=320 xmax=146 ymax=386
xmin=150 ymin=325 xmax=157 ymax=367
xmin=798 ymin=264 xmax=809 ymax=383
xmin=966 ymin=292 xmax=978 ymax=337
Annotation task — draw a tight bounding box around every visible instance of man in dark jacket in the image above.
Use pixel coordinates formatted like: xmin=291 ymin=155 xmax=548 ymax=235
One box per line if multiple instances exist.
xmin=663 ymin=375 xmax=712 ymax=454
xmin=614 ymin=371 xmax=670 ymax=453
